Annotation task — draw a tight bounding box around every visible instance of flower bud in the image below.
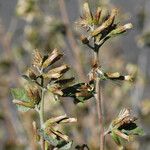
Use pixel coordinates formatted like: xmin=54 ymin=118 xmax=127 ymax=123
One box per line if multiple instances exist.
xmin=95 ymin=7 xmax=102 ymax=24
xmin=43 ymin=65 xmax=69 ymax=79
xmin=32 ymin=121 xmax=40 ymax=142
xmin=50 ymin=129 xmax=69 ymax=141
xmin=26 ymin=86 xmax=41 ymax=105
xmin=47 ymin=84 xmax=63 ymax=96
xmin=105 ymin=72 xmax=120 ymax=78
xmin=45 ymin=114 xmax=77 ymax=126
xmin=45 ymin=114 xmax=67 ymax=125
xmin=91 ymin=8 xmax=118 ymax=36
xmin=28 ymin=68 xmax=37 ymax=80
xmin=43 ymin=72 xmax=62 ymax=79
xmin=12 ymin=99 xmax=35 ymax=108
xmin=80 ymin=35 xmax=89 ymax=44
xmin=42 ymin=48 xmax=63 ymax=68
xmin=83 ymin=2 xmax=93 ymax=21
xmin=32 ymin=49 xmax=43 ymax=68
xmin=111 ymin=108 xmax=137 ymax=129
xmin=109 ymin=23 xmax=133 ymax=36
xmin=124 ymin=75 xmax=133 ymax=82
xmin=60 ymin=117 xmax=77 ymax=123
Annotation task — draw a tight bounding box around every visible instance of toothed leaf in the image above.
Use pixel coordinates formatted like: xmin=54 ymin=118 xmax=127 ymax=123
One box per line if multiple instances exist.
xmin=11 ymin=88 xmax=31 ymax=112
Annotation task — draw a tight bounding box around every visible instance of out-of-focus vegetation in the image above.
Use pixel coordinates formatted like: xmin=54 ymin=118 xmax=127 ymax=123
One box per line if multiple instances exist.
xmin=0 ymin=0 xmax=150 ymax=150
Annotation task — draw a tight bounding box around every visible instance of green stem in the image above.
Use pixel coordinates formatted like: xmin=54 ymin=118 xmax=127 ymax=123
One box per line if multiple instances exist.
xmin=39 ymin=76 xmax=45 ymax=150
xmin=40 ymin=88 xmax=45 ymax=127
xmin=94 ymin=51 xmax=105 ymax=150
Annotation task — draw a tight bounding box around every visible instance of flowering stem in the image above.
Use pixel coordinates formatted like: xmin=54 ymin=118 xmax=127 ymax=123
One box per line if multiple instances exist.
xmin=39 ymin=77 xmax=45 ymax=150
xmin=94 ymin=51 xmax=105 ymax=150
xmin=40 ymin=88 xmax=45 ymax=128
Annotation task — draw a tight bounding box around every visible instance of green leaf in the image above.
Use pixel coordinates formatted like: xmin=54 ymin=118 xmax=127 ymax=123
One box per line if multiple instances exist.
xmin=122 ymin=127 xmax=145 ymax=136
xmin=38 ymin=129 xmax=72 ymax=149
xmin=62 ymin=82 xmax=95 ymax=104
xmin=38 ymin=129 xmax=58 ymax=146
xmin=58 ymin=141 xmax=73 ymax=150
xmin=76 ymin=97 xmax=84 ymax=103
xmin=111 ymin=131 xmax=122 ymax=146
xmin=11 ymin=88 xmax=31 ymax=112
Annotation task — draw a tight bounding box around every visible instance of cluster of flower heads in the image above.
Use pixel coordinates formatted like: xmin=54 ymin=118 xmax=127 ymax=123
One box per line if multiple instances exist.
xmin=11 ymin=49 xmax=79 ymax=148
xmin=11 ymin=48 xmax=95 ymax=148
xmin=30 ymin=48 xmax=95 ymax=103
xmin=12 ymin=48 xmax=96 ymax=112
xmin=43 ymin=114 xmax=77 ymax=141
xmin=77 ymin=2 xmax=133 ymax=52
xmin=30 ymin=48 xmax=73 ymax=96
xmin=12 ymin=49 xmax=71 ymax=109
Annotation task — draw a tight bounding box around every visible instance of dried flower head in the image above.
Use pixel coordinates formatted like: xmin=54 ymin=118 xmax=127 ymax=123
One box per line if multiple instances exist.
xmin=107 ymin=108 xmax=144 ymax=146
xmin=32 ymin=49 xmax=43 ymax=68
xmin=47 ymin=84 xmax=63 ymax=96
xmin=89 ymin=67 xmax=134 ymax=82
xmin=26 ymin=85 xmax=41 ymax=105
xmin=42 ymin=48 xmax=63 ymax=68
xmin=104 ymin=72 xmax=134 ymax=82
xmin=32 ymin=121 xmax=40 ymax=142
xmin=111 ymin=108 xmax=137 ymax=129
xmin=77 ymin=3 xmax=102 ymax=29
xmin=41 ymin=114 xmax=77 ymax=141
xmin=28 ymin=68 xmax=37 ymax=80
xmin=43 ymin=64 xmax=70 ymax=80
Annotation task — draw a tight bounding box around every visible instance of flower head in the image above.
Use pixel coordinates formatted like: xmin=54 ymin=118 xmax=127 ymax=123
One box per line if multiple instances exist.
xmin=107 ymin=108 xmax=144 ymax=146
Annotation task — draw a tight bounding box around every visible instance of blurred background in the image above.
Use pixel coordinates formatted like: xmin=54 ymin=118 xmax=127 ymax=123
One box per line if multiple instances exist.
xmin=0 ymin=0 xmax=150 ymax=149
